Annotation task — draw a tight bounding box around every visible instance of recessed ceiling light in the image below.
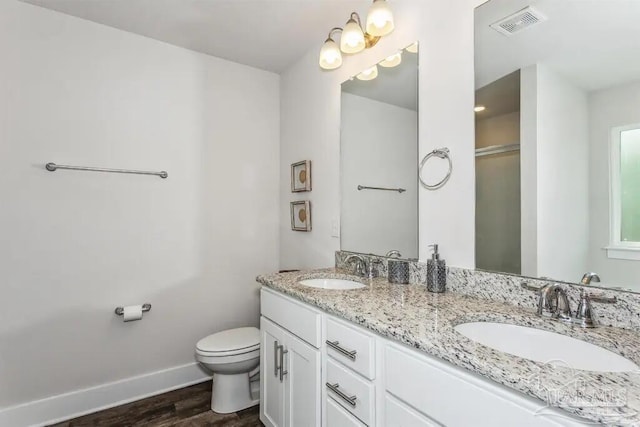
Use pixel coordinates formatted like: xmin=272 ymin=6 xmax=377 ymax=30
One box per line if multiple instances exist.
xmin=474 ymin=105 xmax=486 ymax=112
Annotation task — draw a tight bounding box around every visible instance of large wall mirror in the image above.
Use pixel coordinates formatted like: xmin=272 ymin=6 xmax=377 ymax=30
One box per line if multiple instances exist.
xmin=340 ymin=43 xmax=419 ymax=259
xmin=475 ymin=0 xmax=640 ymax=291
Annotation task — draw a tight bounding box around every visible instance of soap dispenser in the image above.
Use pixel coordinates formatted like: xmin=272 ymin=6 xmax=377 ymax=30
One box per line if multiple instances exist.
xmin=427 ymin=244 xmax=446 ymax=293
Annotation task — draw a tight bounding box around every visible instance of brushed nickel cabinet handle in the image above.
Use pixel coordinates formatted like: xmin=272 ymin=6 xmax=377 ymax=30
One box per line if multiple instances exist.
xmin=274 ymin=341 xmax=280 ymax=378
xmin=326 ymin=382 xmax=357 ymax=407
xmin=326 ymin=340 xmax=357 ymax=361
xmin=279 ymin=345 xmax=288 ymax=382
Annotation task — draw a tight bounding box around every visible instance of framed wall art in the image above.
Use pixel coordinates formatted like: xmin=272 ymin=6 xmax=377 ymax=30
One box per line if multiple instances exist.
xmin=290 ymin=200 xmax=312 ymax=232
xmin=291 ymin=160 xmax=312 ymax=192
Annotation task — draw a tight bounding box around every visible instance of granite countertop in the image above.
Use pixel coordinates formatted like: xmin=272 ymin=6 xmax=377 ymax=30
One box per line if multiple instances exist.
xmin=257 ymin=268 xmax=640 ymax=425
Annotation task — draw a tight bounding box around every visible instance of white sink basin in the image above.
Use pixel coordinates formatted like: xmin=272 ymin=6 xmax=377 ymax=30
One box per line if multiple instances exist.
xmin=455 ymin=322 xmax=639 ymax=372
xmin=298 ymin=278 xmax=365 ymax=290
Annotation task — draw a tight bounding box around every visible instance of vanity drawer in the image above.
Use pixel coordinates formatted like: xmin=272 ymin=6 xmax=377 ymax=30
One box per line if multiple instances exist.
xmin=326 ymin=359 xmax=374 ymax=425
xmin=385 ymin=394 xmax=440 ymax=427
xmin=326 ymin=395 xmax=366 ymax=427
xmin=326 ymin=316 xmax=375 ymax=379
xmin=385 ymin=344 xmax=576 ymax=426
xmin=260 ymin=289 xmax=321 ymax=348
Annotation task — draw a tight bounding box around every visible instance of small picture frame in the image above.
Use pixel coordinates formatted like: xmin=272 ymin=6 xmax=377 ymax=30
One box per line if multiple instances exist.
xmin=290 ymin=200 xmax=312 ymax=232
xmin=291 ymin=160 xmax=312 ymax=192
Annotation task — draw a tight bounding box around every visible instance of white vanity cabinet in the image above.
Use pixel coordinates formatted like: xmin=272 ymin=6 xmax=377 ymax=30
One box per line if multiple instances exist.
xmin=260 ymin=288 xmax=586 ymax=427
xmin=260 ymin=290 xmax=321 ymax=427
xmin=323 ymin=316 xmax=377 ymax=426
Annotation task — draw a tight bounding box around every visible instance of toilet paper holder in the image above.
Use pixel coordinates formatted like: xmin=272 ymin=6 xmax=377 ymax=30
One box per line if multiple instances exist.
xmin=114 ymin=303 xmax=152 ymax=316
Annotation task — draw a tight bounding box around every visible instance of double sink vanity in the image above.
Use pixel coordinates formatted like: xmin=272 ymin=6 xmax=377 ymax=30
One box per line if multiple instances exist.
xmin=260 ymin=0 xmax=640 ymax=425
xmin=256 ymin=254 xmax=640 ymax=426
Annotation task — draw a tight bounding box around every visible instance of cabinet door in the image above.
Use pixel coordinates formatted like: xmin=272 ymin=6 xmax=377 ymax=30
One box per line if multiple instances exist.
xmin=260 ymin=317 xmax=287 ymax=427
xmin=284 ymin=330 xmax=321 ymax=427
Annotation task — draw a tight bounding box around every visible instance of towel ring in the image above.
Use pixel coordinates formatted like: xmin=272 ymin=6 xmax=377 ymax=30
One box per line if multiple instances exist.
xmin=419 ymin=148 xmax=452 ymax=190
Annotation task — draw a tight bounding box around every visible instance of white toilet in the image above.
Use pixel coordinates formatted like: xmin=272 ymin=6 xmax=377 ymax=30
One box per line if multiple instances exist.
xmin=195 ymin=327 xmax=260 ymax=414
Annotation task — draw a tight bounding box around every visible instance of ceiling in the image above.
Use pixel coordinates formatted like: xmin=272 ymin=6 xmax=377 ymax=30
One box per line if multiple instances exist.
xmin=342 ymin=49 xmax=418 ymax=111
xmin=21 ymin=0 xmax=373 ymax=73
xmin=475 ymin=0 xmax=640 ymax=92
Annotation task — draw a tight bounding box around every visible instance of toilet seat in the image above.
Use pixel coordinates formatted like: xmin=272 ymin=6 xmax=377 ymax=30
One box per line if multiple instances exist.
xmin=196 ymin=327 xmax=260 ymax=357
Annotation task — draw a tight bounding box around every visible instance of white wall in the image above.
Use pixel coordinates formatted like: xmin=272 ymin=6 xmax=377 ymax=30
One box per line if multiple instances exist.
xmin=279 ymin=0 xmax=484 ymax=270
xmin=588 ymin=80 xmax=640 ymax=288
xmin=0 ymin=0 xmax=279 ymax=419
xmin=520 ymin=65 xmax=589 ymax=282
xmin=340 ymin=93 xmax=418 ymax=258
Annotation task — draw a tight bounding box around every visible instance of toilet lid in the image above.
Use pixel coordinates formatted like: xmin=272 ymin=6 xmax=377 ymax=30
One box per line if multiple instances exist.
xmin=196 ymin=327 xmax=260 ymax=354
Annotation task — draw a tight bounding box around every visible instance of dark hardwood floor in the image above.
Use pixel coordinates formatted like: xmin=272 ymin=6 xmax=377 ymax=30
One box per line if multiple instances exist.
xmin=49 ymin=381 xmax=262 ymax=427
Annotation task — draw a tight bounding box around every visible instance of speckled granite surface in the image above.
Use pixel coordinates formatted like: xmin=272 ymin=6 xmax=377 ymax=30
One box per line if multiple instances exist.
xmin=257 ymin=268 xmax=640 ymax=425
xmin=335 ymin=250 xmax=640 ymax=331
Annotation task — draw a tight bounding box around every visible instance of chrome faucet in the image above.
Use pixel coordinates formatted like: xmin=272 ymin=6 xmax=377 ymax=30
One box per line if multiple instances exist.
xmin=581 ymin=272 xmax=601 ymax=285
xmin=386 ymin=250 xmax=402 ymax=258
xmin=345 ymin=254 xmax=382 ymax=279
xmin=537 ymin=284 xmax=572 ymax=322
xmin=522 ymin=282 xmax=617 ymax=328
xmin=345 ymin=254 xmax=366 ymax=277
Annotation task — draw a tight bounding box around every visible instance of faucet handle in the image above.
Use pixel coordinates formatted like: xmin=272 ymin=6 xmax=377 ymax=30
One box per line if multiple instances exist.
xmin=366 ymin=258 xmax=383 ymax=279
xmin=521 ymin=282 xmax=543 ymax=292
xmin=587 ymin=292 xmax=617 ymax=304
xmin=575 ymin=289 xmax=615 ymax=328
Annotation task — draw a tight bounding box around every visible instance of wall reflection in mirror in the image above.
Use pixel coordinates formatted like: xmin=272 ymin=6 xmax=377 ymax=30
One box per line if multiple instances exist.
xmin=475 ymin=0 xmax=640 ymax=291
xmin=340 ymin=43 xmax=419 ymax=259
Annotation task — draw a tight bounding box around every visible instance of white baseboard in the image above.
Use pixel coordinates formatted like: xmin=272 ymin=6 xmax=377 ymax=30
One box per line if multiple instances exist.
xmin=0 ymin=362 xmax=211 ymax=427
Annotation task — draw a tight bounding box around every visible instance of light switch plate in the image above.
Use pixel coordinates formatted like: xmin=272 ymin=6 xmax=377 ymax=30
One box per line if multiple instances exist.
xmin=331 ymin=218 xmax=340 ymax=238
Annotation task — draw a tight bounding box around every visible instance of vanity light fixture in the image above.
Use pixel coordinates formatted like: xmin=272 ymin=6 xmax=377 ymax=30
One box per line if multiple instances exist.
xmin=357 ymin=65 xmax=379 ymax=81
xmin=379 ymin=51 xmax=402 ymax=68
xmin=406 ymin=41 xmax=419 ymax=53
xmin=319 ymin=29 xmax=343 ymax=70
xmin=318 ymin=0 xmax=395 ymax=70
xmin=474 ymin=105 xmax=486 ymax=112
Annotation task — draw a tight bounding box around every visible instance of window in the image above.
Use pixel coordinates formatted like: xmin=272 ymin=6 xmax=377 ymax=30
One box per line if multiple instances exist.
xmin=608 ymin=124 xmax=640 ymax=259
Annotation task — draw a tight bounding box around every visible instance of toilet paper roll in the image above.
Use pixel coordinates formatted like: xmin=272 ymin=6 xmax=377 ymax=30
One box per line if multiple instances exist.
xmin=123 ymin=305 xmax=143 ymax=322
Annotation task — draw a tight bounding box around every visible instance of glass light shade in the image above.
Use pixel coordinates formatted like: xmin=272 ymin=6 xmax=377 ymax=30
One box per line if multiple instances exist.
xmin=379 ymin=52 xmax=402 ymax=68
xmin=319 ymin=38 xmax=343 ymax=70
xmin=366 ymin=0 xmax=395 ymax=37
xmin=356 ymin=65 xmax=378 ymax=81
xmin=340 ymin=18 xmax=366 ymax=53
xmin=406 ymin=41 xmax=419 ymax=53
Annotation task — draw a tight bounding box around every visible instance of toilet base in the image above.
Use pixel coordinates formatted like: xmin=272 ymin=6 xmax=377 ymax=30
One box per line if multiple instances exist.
xmin=211 ymin=372 xmax=260 ymax=414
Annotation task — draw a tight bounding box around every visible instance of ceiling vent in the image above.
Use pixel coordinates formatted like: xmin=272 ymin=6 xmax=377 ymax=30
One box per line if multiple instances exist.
xmin=490 ymin=6 xmax=547 ymax=36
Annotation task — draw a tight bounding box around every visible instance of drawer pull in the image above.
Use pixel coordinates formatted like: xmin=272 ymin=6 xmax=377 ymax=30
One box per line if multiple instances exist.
xmin=326 ymin=382 xmax=357 ymax=407
xmin=326 ymin=340 xmax=357 ymax=361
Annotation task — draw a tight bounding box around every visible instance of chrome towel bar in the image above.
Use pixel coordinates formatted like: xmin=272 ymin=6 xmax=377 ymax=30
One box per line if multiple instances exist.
xmin=46 ymin=163 xmax=168 ymax=179
xmin=357 ymin=185 xmax=406 ymax=193
xmin=114 ymin=303 xmax=152 ymax=316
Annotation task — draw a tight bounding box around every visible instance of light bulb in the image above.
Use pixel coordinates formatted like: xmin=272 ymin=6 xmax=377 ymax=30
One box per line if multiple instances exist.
xmin=356 ymin=65 xmax=378 ymax=81
xmin=379 ymin=51 xmax=402 ymax=68
xmin=406 ymin=42 xmax=419 ymax=54
xmin=319 ymin=38 xmax=343 ymax=70
xmin=366 ymin=0 xmax=395 ymax=37
xmin=340 ymin=18 xmax=365 ymax=53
